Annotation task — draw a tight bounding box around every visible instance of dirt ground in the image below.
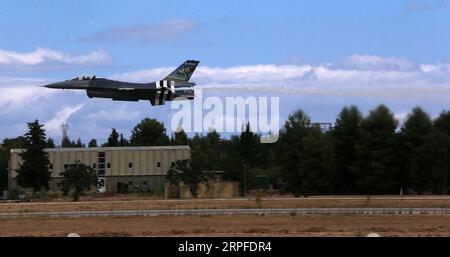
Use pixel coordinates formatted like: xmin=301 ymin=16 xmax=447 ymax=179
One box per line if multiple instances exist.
xmin=1 ymin=214 xmax=450 ymax=237
xmin=2 ymin=196 xmax=450 ymax=237
xmin=2 ymin=196 xmax=450 ymax=213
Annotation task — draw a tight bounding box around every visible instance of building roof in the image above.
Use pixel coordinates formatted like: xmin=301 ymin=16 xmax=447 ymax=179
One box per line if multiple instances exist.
xmin=10 ymin=145 xmax=190 ymax=154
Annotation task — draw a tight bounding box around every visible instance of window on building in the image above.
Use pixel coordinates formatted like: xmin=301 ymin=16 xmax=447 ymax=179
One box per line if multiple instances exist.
xmin=107 ymin=163 xmax=111 ymax=168
xmin=49 ymin=164 xmax=53 ymax=170
xmin=128 ymin=162 xmax=133 ymax=168
xmin=157 ymin=162 xmax=161 ymax=167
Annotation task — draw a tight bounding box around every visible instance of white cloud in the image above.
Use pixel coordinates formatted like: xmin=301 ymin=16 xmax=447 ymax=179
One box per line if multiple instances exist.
xmin=81 ymin=19 xmax=197 ymax=43
xmin=0 ymin=86 xmax=55 ymax=113
xmin=0 ymin=48 xmax=112 ymax=70
xmin=84 ymin=106 xmax=141 ymax=122
xmin=1 ymin=54 xmax=450 ymax=142
xmin=111 ymin=68 xmax=171 ymax=82
xmin=0 ymin=76 xmax=57 ymax=113
xmin=45 ymin=104 xmax=84 ymax=132
xmin=111 ymin=55 xmax=450 ymax=97
xmin=338 ymin=54 xmax=417 ymax=71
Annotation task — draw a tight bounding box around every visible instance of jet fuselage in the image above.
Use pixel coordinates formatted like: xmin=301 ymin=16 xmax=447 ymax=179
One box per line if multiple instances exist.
xmin=43 ymin=60 xmax=199 ymax=106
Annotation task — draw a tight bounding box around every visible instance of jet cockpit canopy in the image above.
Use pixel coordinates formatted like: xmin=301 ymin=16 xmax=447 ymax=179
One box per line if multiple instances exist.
xmin=72 ymin=75 xmax=96 ymax=81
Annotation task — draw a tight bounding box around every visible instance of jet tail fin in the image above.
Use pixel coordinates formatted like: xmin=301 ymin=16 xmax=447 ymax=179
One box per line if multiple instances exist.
xmin=164 ymin=60 xmax=199 ymax=82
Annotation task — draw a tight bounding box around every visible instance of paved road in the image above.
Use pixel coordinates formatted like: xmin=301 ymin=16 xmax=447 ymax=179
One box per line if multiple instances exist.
xmin=2 ymin=208 xmax=450 ymax=219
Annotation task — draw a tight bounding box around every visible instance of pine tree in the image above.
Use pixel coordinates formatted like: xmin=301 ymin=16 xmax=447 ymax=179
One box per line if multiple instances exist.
xmin=172 ymin=128 xmax=189 ymax=145
xmin=119 ymin=134 xmax=129 ymax=146
xmin=61 ymin=135 xmax=73 ymax=148
xmin=432 ymin=111 xmax=450 ymax=194
xmin=420 ymin=128 xmax=450 ymax=194
xmin=239 ymin=123 xmax=260 ymax=168
xmin=353 ymin=105 xmax=399 ymax=194
xmin=329 ymin=106 xmax=362 ymax=194
xmin=46 ymin=138 xmax=56 ymax=148
xmin=402 ymin=107 xmax=434 ymax=194
xmin=88 ymin=139 xmax=98 ymax=147
xmin=277 ymin=110 xmax=311 ymax=196
xmin=297 ymin=125 xmax=330 ymax=196
xmin=75 ymin=138 xmax=84 ymax=148
xmin=15 ymin=120 xmax=51 ymax=192
xmin=107 ymin=128 xmax=119 ymax=147
xmin=434 ymin=111 xmax=450 ymax=136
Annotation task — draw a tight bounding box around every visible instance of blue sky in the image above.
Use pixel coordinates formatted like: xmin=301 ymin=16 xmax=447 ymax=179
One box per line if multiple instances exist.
xmin=1 ymin=0 xmax=450 ymax=144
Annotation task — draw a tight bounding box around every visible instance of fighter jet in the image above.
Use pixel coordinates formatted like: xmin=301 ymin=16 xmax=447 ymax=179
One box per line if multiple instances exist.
xmin=44 ymin=60 xmax=199 ymax=106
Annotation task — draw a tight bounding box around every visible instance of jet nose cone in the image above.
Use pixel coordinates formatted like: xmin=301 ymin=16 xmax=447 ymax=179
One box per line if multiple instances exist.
xmin=43 ymin=82 xmax=65 ymax=89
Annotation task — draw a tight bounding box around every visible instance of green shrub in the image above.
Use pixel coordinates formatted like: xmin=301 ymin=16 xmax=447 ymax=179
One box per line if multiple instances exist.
xmin=8 ymin=188 xmax=25 ymax=200
xmin=32 ymin=190 xmax=58 ymax=200
xmin=152 ymin=185 xmax=163 ymax=196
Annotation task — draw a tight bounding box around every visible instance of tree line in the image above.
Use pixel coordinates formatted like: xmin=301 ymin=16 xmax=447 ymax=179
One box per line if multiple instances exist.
xmin=276 ymin=105 xmax=450 ymax=196
xmin=171 ymin=105 xmax=450 ymax=196
xmin=1 ymin=105 xmax=450 ymax=196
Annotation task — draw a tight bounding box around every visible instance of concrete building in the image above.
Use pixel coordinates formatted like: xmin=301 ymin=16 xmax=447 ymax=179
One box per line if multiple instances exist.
xmin=8 ymin=146 xmax=190 ymax=193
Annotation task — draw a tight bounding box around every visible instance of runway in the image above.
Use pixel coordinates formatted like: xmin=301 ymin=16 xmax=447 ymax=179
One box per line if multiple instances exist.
xmin=2 ymin=207 xmax=450 ymax=219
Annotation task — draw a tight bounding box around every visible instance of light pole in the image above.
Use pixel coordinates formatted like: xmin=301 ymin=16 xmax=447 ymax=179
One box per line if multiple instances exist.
xmin=243 ymin=163 xmax=247 ymax=196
